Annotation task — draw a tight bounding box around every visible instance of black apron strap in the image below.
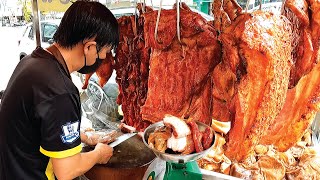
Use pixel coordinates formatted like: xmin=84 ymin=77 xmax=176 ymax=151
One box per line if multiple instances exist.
xmin=47 ymin=45 xmax=71 ymax=79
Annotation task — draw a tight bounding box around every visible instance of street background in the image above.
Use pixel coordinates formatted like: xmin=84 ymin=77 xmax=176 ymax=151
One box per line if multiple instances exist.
xmin=0 ymin=26 xmax=24 ymax=90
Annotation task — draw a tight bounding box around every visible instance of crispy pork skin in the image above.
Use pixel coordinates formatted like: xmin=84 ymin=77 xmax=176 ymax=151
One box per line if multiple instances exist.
xmin=163 ymin=115 xmax=191 ymax=138
xmin=119 ymin=122 xmax=136 ymax=133
xmin=261 ymin=61 xmax=320 ymax=151
xmin=230 ymin=156 xmax=286 ymax=179
xmin=212 ymin=11 xmax=292 ymax=162
xmin=259 ymin=0 xmax=320 ymax=152
xmin=286 ymin=155 xmax=320 ymax=179
xmin=211 ymin=119 xmax=231 ymax=134
xmin=141 ymin=4 xmax=221 ymax=125
xmin=282 ymin=0 xmax=315 ymax=87
xmin=201 ymin=0 xmax=320 ymax=176
xmin=167 ymin=134 xmax=187 ymax=152
xmin=309 ymin=0 xmax=320 ymax=66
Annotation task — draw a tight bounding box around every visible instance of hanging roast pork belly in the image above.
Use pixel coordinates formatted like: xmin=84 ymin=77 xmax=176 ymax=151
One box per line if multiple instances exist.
xmin=260 ymin=61 xmax=320 ymax=151
xmin=260 ymin=0 xmax=320 ymax=151
xmin=141 ymin=3 xmax=221 ymax=125
xmin=115 ymin=7 xmax=152 ymax=131
xmin=282 ymin=0 xmax=315 ymax=88
xmin=212 ymin=0 xmax=293 ymax=161
xmin=211 ymin=0 xmax=320 ymax=163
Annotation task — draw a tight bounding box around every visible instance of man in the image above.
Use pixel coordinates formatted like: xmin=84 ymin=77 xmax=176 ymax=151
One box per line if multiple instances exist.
xmin=0 ymin=1 xmax=119 ymax=179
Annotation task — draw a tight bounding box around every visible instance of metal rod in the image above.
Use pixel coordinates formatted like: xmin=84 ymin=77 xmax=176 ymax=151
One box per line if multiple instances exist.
xmin=281 ymin=0 xmax=286 ymax=14
xmin=245 ymin=0 xmax=250 ymax=12
xmin=143 ymin=0 xmax=146 ymax=13
xmin=32 ymin=0 xmax=41 ymax=47
xmin=176 ymin=0 xmax=181 ymax=43
xmin=134 ymin=0 xmax=138 ymax=15
xmin=134 ymin=0 xmax=138 ymax=36
xmin=259 ymin=0 xmax=262 ymax=10
xmin=154 ymin=0 xmax=162 ymax=43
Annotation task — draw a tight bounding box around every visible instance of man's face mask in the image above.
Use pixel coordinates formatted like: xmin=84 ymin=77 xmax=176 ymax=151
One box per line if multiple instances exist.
xmin=77 ymin=46 xmax=103 ymax=74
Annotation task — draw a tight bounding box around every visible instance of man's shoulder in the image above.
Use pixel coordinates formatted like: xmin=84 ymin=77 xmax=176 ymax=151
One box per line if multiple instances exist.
xmin=20 ymin=46 xmax=51 ymax=60
xmin=18 ymin=48 xmax=62 ymax=78
xmin=12 ymin=49 xmax=72 ymax=95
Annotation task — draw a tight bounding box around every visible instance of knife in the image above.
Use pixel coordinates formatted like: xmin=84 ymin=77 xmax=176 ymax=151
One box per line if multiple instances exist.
xmin=109 ymin=133 xmax=137 ymax=148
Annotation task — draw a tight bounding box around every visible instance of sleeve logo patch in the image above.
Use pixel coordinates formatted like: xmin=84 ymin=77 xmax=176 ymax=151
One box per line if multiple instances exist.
xmin=60 ymin=121 xmax=80 ymax=144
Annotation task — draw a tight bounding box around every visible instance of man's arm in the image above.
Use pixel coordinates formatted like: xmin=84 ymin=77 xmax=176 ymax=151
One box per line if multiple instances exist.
xmin=51 ymin=143 xmax=112 ymax=180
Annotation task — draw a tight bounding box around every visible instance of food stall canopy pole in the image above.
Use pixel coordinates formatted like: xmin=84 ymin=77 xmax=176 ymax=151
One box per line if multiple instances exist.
xmin=32 ymin=0 xmax=41 ymax=47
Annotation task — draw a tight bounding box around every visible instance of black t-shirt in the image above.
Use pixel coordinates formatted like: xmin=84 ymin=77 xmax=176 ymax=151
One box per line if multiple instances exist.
xmin=0 ymin=47 xmax=82 ymax=180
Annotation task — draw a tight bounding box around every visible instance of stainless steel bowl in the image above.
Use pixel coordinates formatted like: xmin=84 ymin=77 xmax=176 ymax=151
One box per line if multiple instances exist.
xmin=142 ymin=121 xmax=216 ymax=164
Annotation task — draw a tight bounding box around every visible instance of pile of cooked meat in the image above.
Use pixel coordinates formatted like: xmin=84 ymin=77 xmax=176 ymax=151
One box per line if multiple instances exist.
xmin=148 ymin=115 xmax=214 ymax=154
xmin=198 ymin=120 xmax=320 ymax=179
xmin=82 ymin=0 xmax=320 ymax=178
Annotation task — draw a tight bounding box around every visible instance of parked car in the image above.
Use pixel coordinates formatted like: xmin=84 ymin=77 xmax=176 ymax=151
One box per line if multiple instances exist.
xmin=18 ymin=20 xmax=61 ymax=60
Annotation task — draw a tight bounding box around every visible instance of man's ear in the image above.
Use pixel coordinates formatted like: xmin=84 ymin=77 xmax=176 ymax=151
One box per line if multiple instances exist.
xmin=83 ymin=41 xmax=97 ymax=56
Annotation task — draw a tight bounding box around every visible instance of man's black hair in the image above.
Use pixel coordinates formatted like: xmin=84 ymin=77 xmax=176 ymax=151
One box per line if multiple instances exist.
xmin=54 ymin=0 xmax=119 ymax=50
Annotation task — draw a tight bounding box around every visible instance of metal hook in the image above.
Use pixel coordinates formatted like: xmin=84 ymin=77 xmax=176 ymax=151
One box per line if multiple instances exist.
xmin=176 ymin=0 xmax=181 ymax=43
xmin=134 ymin=0 xmax=138 ymax=17
xmin=259 ymin=0 xmax=262 ymax=10
xmin=280 ymin=0 xmax=286 ymax=14
xmin=143 ymin=0 xmax=146 ymax=13
xmin=154 ymin=0 xmax=163 ymax=43
xmin=133 ymin=0 xmax=138 ymax=37
xmin=150 ymin=0 xmax=154 ymax=9
xmin=245 ymin=0 xmax=250 ymax=12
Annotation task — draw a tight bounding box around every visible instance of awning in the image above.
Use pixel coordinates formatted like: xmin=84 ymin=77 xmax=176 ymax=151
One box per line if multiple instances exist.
xmin=38 ymin=0 xmax=72 ymax=12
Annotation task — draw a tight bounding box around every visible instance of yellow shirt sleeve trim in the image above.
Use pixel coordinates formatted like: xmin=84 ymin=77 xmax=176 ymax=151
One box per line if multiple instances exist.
xmin=45 ymin=159 xmax=55 ymax=180
xmin=40 ymin=144 xmax=82 ymax=158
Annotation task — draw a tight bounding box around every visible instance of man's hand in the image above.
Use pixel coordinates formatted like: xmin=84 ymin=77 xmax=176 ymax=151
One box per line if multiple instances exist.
xmin=95 ymin=143 xmax=113 ymax=164
xmin=81 ymin=129 xmax=117 ymax=146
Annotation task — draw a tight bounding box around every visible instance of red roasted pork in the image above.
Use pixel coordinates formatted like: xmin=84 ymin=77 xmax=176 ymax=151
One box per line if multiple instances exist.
xmin=141 ymin=4 xmax=221 ymax=125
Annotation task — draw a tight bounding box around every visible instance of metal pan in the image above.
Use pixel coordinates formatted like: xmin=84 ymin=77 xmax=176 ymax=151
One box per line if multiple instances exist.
xmin=142 ymin=121 xmax=216 ymax=164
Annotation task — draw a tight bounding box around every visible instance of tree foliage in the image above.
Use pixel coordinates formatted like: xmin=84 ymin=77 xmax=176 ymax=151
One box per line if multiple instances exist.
xmin=18 ymin=0 xmax=32 ymax=22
